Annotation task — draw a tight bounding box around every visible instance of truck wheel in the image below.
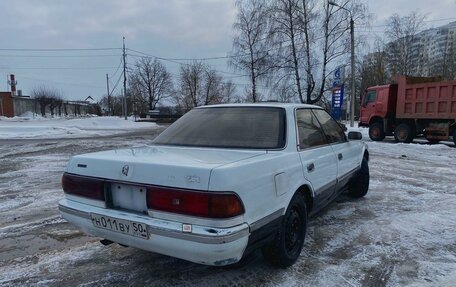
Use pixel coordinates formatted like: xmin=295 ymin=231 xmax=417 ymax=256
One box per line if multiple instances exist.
xmin=369 ymin=123 xmax=385 ymax=141
xmin=262 ymin=193 xmax=307 ymax=267
xmin=347 ymin=158 xmax=369 ymax=198
xmin=394 ymin=123 xmax=415 ymax=143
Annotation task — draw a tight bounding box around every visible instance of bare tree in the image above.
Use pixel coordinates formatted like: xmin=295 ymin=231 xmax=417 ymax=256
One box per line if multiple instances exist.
xmin=129 ymin=57 xmax=173 ymax=111
xmin=176 ymin=62 xmax=236 ymax=110
xmin=385 ymin=12 xmax=425 ymax=76
xmin=300 ymin=0 xmax=317 ymax=104
xmin=31 ymin=86 xmax=63 ymax=117
xmin=270 ymin=0 xmax=305 ymax=103
xmin=267 ymin=0 xmax=367 ymax=104
xmin=230 ymin=0 xmax=273 ymax=102
xmin=99 ymin=93 xmax=133 ymax=116
xmin=315 ymin=1 xmax=367 ymax=104
xmin=219 ymin=80 xmax=239 ymax=103
xmin=176 ymin=61 xmax=205 ymax=110
xmin=269 ymin=78 xmax=297 ymax=102
xmin=430 ymin=37 xmax=456 ymax=80
xmin=203 ymin=68 xmax=224 ymax=105
xmin=360 ymin=38 xmax=389 ymax=94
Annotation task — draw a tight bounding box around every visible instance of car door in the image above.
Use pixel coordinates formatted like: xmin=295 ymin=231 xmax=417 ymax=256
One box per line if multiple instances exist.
xmin=312 ymin=109 xmax=359 ymax=192
xmin=295 ymin=109 xmax=338 ymax=211
xmin=360 ymin=90 xmax=377 ymax=124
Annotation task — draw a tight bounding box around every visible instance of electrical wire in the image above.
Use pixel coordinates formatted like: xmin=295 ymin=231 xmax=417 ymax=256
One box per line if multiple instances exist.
xmin=20 ymin=76 xmax=105 ymax=89
xmin=127 ymin=50 xmax=248 ymax=77
xmin=109 ymin=71 xmax=123 ymax=96
xmin=0 ymin=54 xmax=121 ymax=58
xmin=0 ymin=48 xmax=121 ymax=52
xmin=357 ymin=17 xmax=456 ymax=29
xmin=0 ymin=66 xmax=120 ymax=70
xmin=108 ymin=56 xmax=124 ymax=79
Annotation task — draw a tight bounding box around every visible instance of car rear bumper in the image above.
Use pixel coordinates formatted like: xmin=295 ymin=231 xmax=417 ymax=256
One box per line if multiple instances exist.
xmin=58 ymin=198 xmax=250 ymax=266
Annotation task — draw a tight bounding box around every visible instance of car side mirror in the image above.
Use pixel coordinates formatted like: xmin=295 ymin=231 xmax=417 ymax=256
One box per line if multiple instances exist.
xmin=348 ymin=131 xmax=362 ymax=140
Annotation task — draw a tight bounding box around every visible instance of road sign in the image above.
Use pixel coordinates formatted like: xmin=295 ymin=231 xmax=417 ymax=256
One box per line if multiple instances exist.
xmin=332 ymin=66 xmax=345 ymax=88
xmin=331 ymin=85 xmax=344 ymax=120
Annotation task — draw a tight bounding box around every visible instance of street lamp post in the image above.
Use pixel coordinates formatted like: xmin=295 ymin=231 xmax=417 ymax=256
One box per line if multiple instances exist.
xmin=328 ymin=1 xmax=355 ymax=127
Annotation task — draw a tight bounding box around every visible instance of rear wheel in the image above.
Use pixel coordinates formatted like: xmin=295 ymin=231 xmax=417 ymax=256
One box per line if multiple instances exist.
xmin=262 ymin=193 xmax=307 ymax=267
xmin=347 ymin=158 xmax=370 ymax=198
xmin=369 ymin=122 xmax=385 ymax=141
xmin=394 ymin=123 xmax=415 ymax=143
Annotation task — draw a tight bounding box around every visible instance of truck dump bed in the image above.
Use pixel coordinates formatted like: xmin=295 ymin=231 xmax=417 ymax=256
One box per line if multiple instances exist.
xmin=395 ymin=76 xmax=456 ymax=119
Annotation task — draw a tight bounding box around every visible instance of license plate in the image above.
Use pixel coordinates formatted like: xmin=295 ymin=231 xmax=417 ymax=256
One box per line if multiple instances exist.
xmin=90 ymin=213 xmax=148 ymax=239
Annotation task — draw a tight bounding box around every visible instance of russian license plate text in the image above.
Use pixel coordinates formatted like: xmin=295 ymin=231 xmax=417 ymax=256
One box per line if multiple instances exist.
xmin=90 ymin=214 xmax=148 ymax=239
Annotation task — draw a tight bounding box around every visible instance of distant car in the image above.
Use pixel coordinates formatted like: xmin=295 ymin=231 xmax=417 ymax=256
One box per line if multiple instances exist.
xmin=59 ymin=103 xmax=369 ymax=267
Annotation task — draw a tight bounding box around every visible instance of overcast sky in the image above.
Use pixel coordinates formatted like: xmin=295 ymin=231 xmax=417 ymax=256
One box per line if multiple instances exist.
xmin=0 ymin=0 xmax=455 ymax=101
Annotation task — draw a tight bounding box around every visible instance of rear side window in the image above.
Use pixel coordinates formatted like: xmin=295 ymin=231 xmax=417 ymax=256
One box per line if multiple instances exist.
xmin=153 ymin=107 xmax=286 ymax=149
xmin=312 ymin=109 xmax=346 ymax=144
xmin=296 ymin=109 xmax=327 ymax=149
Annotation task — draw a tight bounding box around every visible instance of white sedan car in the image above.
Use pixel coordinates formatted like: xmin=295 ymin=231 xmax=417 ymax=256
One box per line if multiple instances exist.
xmin=59 ymin=103 xmax=369 ymax=267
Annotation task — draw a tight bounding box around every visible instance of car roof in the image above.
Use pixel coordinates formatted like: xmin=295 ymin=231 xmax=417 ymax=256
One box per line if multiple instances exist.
xmin=195 ymin=102 xmax=323 ymax=110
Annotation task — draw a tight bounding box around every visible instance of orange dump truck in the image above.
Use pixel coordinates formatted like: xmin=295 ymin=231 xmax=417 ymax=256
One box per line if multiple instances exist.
xmin=359 ymin=76 xmax=456 ymax=144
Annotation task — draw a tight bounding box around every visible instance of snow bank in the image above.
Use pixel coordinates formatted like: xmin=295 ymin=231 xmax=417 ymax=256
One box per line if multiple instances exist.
xmin=0 ymin=116 xmax=158 ymax=139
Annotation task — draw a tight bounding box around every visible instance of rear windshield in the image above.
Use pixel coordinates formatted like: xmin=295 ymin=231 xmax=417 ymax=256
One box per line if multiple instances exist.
xmin=153 ymin=107 xmax=286 ymax=149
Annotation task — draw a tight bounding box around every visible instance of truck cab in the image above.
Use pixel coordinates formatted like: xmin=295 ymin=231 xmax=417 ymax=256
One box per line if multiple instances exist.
xmin=359 ymin=84 xmax=398 ymax=141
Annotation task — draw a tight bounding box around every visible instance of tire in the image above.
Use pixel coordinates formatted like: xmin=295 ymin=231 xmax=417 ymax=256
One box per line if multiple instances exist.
xmin=394 ymin=123 xmax=415 ymax=143
xmin=369 ymin=122 xmax=385 ymax=141
xmin=262 ymin=193 xmax=307 ymax=267
xmin=347 ymin=158 xmax=369 ymax=198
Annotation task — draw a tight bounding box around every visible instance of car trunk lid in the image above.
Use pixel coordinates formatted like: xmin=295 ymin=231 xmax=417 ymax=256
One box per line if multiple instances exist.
xmin=65 ymin=145 xmax=266 ymax=190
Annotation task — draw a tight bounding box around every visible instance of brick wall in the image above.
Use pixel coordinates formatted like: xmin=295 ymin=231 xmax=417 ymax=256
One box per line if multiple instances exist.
xmin=0 ymin=92 xmax=96 ymax=117
xmin=0 ymin=92 xmax=14 ymax=117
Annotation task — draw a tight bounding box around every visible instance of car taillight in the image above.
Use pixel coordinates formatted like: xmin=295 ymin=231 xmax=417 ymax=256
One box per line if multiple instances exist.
xmin=146 ymin=186 xmax=244 ymax=219
xmin=61 ymin=173 xmax=105 ymax=201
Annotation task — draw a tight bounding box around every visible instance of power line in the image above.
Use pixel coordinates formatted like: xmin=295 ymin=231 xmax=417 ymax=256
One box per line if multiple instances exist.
xmin=108 ymin=56 xmax=124 ymax=79
xmin=0 ymin=47 xmax=121 ymax=52
xmin=357 ymin=17 xmax=456 ymax=29
xmin=109 ymin=71 xmax=123 ymax=95
xmin=127 ymin=34 xmax=328 ymax=63
xmin=0 ymin=66 xmax=120 ymax=70
xmin=127 ymin=48 xmax=244 ymax=61
xmin=20 ymin=76 xmax=105 ymax=89
xmin=0 ymin=54 xmax=121 ymax=58
xmin=127 ymin=49 xmax=248 ymax=77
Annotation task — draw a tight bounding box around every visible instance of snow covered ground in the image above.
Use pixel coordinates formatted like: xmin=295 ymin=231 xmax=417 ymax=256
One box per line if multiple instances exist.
xmin=0 ymin=130 xmax=455 ymax=286
xmin=0 ymin=114 xmax=158 ymax=139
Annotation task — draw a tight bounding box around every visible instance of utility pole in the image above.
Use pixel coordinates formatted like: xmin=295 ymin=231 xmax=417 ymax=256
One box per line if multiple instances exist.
xmin=349 ymin=17 xmax=355 ymax=128
xmin=122 ymin=36 xmax=128 ymax=120
xmin=329 ymin=1 xmax=355 ymax=127
xmin=106 ymin=73 xmax=110 ymax=116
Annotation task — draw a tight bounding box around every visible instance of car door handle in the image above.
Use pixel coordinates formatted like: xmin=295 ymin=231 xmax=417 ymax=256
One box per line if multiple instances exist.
xmin=338 ymin=153 xmax=343 ymax=160
xmin=307 ymin=163 xmax=315 ymax=172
